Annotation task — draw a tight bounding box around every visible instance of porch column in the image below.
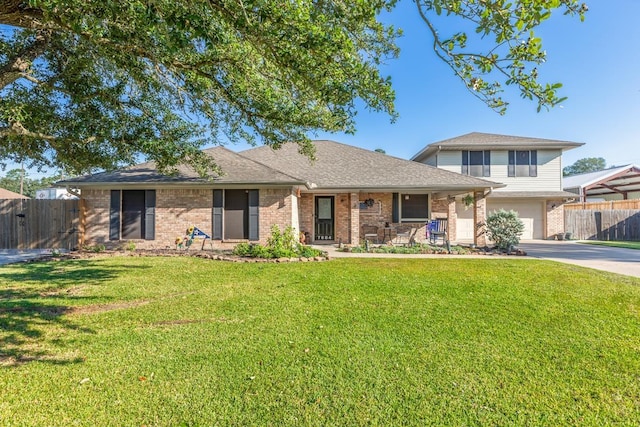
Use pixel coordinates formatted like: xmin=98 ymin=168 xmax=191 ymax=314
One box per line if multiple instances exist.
xmin=350 ymin=192 xmax=360 ymax=246
xmin=447 ymin=197 xmax=457 ymax=242
xmin=473 ymin=191 xmax=487 ymax=247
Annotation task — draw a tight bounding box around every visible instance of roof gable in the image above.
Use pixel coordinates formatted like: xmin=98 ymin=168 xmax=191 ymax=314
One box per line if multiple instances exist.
xmin=412 ymin=132 xmax=584 ymax=161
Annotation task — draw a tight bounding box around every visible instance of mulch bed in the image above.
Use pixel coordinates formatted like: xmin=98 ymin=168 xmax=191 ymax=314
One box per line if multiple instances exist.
xmin=23 ymin=249 xmax=329 ymax=264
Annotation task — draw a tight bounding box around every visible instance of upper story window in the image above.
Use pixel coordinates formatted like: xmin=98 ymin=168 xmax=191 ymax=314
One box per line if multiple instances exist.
xmin=508 ymin=150 xmax=538 ymax=177
xmin=462 ymin=150 xmax=491 ymax=177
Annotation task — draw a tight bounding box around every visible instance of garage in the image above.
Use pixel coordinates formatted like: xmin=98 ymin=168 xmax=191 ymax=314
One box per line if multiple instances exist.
xmin=455 ymin=199 xmax=545 ymax=240
xmin=487 ymin=199 xmax=544 ymax=240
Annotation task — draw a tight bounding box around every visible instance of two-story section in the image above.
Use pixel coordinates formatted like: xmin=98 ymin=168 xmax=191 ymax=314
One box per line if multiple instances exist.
xmin=412 ymin=132 xmax=583 ymax=240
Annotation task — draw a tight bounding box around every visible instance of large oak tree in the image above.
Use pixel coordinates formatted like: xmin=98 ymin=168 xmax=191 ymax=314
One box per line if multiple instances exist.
xmin=1 ymin=0 xmax=587 ymax=175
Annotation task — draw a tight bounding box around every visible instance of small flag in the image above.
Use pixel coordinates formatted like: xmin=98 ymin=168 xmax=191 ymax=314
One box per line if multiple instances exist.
xmin=190 ymin=227 xmax=211 ymax=239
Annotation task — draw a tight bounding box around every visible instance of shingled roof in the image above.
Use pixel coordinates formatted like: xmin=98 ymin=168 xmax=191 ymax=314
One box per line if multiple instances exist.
xmin=59 ymin=140 xmax=501 ymax=192
xmin=0 ymin=187 xmax=29 ymax=199
xmin=59 ymin=146 xmax=305 ymax=187
xmin=412 ymin=132 xmax=583 ymax=162
xmin=241 ymin=140 xmax=501 ymax=191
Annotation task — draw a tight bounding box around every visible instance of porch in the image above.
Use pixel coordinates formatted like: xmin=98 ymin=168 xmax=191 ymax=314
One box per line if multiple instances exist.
xmin=297 ymin=191 xmax=488 ymax=247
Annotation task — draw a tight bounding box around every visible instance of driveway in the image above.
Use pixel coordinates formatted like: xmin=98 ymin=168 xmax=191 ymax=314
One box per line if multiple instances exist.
xmin=518 ymin=241 xmax=640 ymax=278
xmin=0 ymin=249 xmax=54 ymax=266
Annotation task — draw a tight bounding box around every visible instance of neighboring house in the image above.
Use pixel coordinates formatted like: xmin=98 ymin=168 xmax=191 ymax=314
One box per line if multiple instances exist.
xmin=411 ymin=132 xmax=583 ymax=240
xmin=58 ymin=140 xmax=502 ymax=249
xmin=0 ymin=187 xmax=29 ymax=199
xmin=563 ymin=165 xmax=640 ymax=201
xmin=36 ymin=187 xmax=79 ymax=200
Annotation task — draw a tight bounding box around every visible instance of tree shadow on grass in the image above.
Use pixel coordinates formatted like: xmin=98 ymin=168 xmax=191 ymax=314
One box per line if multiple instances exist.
xmin=0 ymin=259 xmax=150 ymax=367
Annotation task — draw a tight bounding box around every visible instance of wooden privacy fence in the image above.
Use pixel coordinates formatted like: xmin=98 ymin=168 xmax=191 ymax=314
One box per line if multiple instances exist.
xmin=565 ymin=200 xmax=640 ymax=210
xmin=0 ymin=199 xmax=80 ymax=249
xmin=565 ymin=209 xmax=640 ymax=241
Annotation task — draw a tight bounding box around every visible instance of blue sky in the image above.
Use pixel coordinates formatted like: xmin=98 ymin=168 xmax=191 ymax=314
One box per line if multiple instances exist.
xmin=7 ymin=1 xmax=640 ymax=177
xmin=301 ymin=0 xmax=639 ymax=168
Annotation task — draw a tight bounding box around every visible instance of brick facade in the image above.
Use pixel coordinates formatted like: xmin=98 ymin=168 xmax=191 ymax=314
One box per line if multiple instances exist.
xmin=546 ymin=199 xmax=565 ymax=239
xmin=258 ymin=188 xmax=293 ymax=243
xmin=474 ymin=191 xmax=487 ymax=247
xmin=81 ymin=188 xmax=474 ymax=249
xmin=81 ymin=188 xmax=294 ymax=250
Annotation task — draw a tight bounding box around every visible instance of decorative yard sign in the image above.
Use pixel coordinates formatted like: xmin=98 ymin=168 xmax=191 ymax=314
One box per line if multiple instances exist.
xmin=176 ymin=226 xmax=213 ymax=250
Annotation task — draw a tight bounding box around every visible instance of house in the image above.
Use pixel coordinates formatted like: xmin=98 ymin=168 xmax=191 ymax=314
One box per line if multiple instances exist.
xmin=563 ymin=165 xmax=640 ymax=201
xmin=35 ymin=187 xmax=79 ymax=200
xmin=0 ymin=187 xmax=29 ymax=199
xmin=58 ymin=140 xmax=502 ymax=249
xmin=411 ymin=132 xmax=583 ymax=240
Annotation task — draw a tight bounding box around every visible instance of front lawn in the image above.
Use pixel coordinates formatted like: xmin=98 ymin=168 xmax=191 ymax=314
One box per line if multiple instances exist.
xmin=579 ymin=240 xmax=640 ymax=250
xmin=1 ymin=257 xmax=639 ymax=426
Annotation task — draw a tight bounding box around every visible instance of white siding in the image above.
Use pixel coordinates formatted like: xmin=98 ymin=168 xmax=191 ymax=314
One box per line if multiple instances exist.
xmin=418 ymin=149 xmax=564 ymax=192
xmin=435 ymin=151 xmax=463 ymax=174
xmin=490 ymin=149 xmax=563 ymax=192
xmin=422 ymin=154 xmax=437 ymax=167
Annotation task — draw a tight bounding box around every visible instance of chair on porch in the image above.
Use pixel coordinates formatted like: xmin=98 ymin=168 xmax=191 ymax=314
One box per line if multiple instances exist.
xmin=428 ymin=219 xmax=448 ymax=245
xmin=394 ymin=226 xmax=417 ymax=246
xmin=361 ymin=225 xmax=379 ymax=244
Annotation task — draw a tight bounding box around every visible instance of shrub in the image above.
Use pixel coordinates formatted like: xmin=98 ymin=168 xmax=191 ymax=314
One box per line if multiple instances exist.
xmin=485 ymin=209 xmax=525 ymax=251
xmin=233 ymin=226 xmax=324 ymax=259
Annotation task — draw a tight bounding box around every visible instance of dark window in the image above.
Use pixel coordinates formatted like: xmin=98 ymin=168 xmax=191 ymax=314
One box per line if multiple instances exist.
xmin=508 ymin=150 xmax=538 ymax=177
xmin=212 ymin=189 xmax=259 ymax=241
xmin=401 ymin=194 xmax=428 ymax=221
xmin=462 ymin=150 xmax=490 ymax=177
xmin=224 ymin=189 xmax=249 ymax=239
xmin=110 ymin=190 xmax=155 ymax=240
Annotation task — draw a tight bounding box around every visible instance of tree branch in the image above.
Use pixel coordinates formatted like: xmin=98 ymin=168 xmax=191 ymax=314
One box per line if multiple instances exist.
xmin=0 ymin=29 xmax=51 ymax=89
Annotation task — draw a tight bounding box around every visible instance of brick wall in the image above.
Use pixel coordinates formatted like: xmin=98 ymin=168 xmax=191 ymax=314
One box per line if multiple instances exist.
xmin=81 ymin=187 xmax=294 ymax=250
xmin=474 ymin=191 xmax=487 ymax=247
xmin=298 ymin=193 xmax=314 ymax=240
xmin=258 ymin=188 xmax=293 ymax=242
xmin=546 ymin=199 xmax=565 ymax=238
xmin=334 ymin=193 xmax=352 ymax=245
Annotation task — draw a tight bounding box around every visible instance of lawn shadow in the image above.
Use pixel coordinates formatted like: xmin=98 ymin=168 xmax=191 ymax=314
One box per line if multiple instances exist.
xmin=0 ymin=259 xmax=150 ymax=367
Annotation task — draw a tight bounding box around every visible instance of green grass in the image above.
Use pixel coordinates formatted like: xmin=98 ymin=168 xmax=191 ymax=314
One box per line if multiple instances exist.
xmin=1 ymin=257 xmax=640 ymax=426
xmin=579 ymin=240 xmax=640 ymax=250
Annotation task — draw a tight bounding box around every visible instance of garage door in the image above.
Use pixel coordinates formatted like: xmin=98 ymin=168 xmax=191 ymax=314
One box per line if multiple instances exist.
xmin=487 ymin=200 xmax=544 ymax=240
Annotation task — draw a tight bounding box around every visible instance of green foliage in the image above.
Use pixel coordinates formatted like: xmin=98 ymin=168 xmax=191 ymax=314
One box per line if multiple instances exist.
xmin=485 ymin=209 xmax=525 ymax=251
xmin=1 ymin=257 xmax=639 ymax=425
xmin=0 ymin=0 xmax=398 ymax=175
xmin=233 ymin=226 xmax=324 ymax=258
xmin=563 ymin=157 xmax=607 ymax=176
xmin=0 ymin=0 xmax=585 ymax=174
xmin=125 ymin=241 xmax=136 ymax=252
xmin=417 ymin=0 xmax=588 ymax=113
xmin=580 ymin=241 xmax=640 ymax=251
xmin=83 ymin=243 xmax=106 ymax=253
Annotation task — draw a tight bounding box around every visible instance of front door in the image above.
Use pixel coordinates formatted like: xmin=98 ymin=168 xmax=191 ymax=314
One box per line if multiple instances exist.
xmin=315 ymin=196 xmax=334 ymax=241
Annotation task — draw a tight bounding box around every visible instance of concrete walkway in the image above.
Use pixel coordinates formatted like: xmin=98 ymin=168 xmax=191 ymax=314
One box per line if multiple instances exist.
xmin=0 ymin=249 xmax=55 ymax=266
xmin=517 ymin=241 xmax=640 ymax=278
